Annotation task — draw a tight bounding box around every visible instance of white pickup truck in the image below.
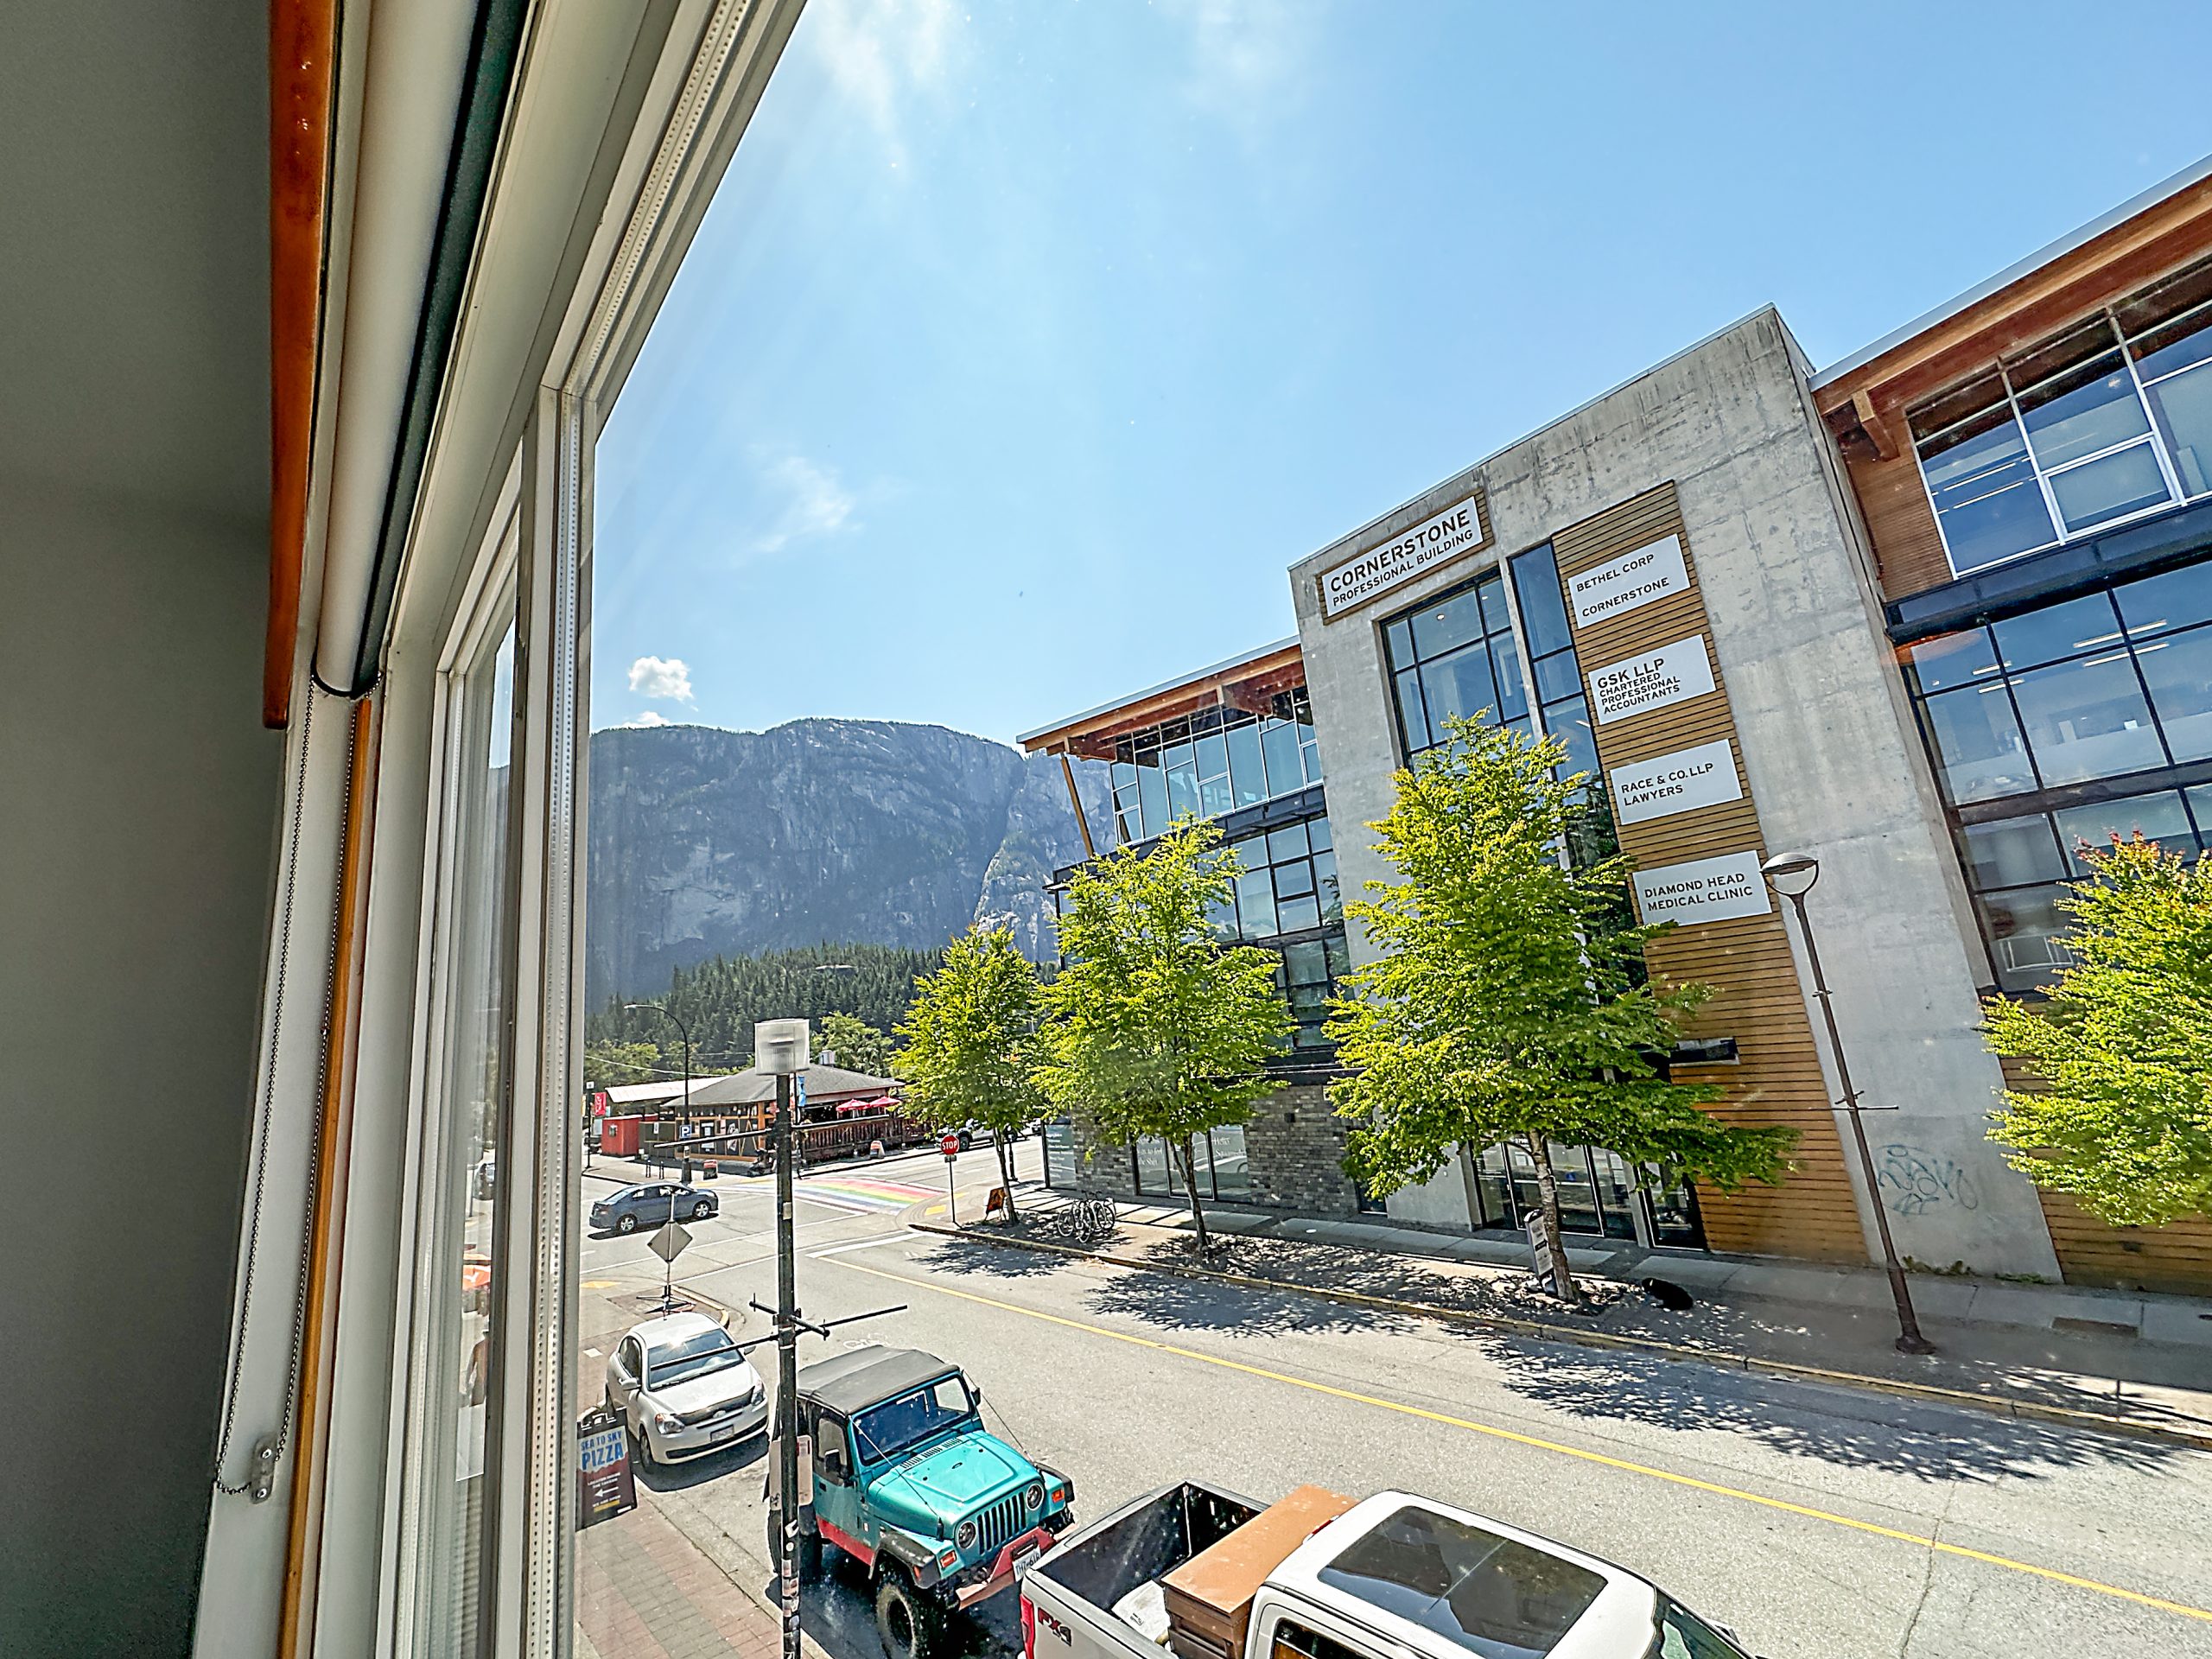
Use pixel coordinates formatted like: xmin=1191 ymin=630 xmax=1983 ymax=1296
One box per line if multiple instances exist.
xmin=1018 ymin=1482 xmax=1756 ymax=1659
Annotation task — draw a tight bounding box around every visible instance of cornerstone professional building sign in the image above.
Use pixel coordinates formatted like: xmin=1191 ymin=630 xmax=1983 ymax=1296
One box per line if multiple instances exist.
xmin=1318 ymin=491 xmax=1491 ymax=621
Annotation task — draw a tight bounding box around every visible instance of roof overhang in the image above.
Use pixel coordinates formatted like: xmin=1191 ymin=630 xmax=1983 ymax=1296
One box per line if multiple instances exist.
xmin=1018 ymin=638 xmax=1304 ymax=759
xmin=1813 ymin=153 xmax=2212 ymax=453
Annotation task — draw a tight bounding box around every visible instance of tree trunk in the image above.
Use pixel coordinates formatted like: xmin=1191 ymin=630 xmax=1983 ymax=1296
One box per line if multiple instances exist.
xmin=1178 ymin=1136 xmax=1210 ymax=1251
xmin=1524 ymin=1135 xmax=1581 ymax=1306
xmin=996 ymin=1134 xmax=1019 ymax=1222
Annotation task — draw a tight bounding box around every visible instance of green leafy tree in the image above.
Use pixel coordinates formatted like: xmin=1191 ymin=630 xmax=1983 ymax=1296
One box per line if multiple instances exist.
xmin=894 ymin=925 xmax=1052 ymax=1218
xmin=1327 ymin=716 xmax=1793 ymax=1302
xmin=1039 ymin=820 xmax=1292 ymax=1249
xmin=583 ymin=1039 xmax=664 ymax=1094
xmin=1985 ymin=835 xmax=2212 ymax=1227
xmin=812 ymin=1011 xmax=894 ymax=1078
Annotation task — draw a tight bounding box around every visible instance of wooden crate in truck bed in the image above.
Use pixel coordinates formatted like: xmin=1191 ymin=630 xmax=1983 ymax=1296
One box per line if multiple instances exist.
xmin=1160 ymin=1486 xmax=1356 ymax=1659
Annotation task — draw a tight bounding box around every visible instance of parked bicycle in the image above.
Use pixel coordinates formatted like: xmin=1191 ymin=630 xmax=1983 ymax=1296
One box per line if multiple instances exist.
xmin=1069 ymin=1197 xmax=1120 ymax=1241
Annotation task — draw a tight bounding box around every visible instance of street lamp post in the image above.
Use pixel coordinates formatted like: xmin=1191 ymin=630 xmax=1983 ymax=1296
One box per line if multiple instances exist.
xmin=626 ymin=1000 xmax=695 ymax=1157
xmin=1761 ymin=852 xmax=1936 ymax=1357
xmin=753 ymin=1017 xmax=810 ymax=1659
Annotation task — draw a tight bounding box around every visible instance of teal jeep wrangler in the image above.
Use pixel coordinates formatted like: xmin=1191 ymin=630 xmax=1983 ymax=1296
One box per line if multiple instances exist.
xmin=792 ymin=1344 xmax=1074 ymax=1658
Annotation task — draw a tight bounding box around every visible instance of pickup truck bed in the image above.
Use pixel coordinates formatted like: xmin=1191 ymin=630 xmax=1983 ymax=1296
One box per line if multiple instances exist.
xmin=1022 ymin=1482 xmax=1260 ymax=1659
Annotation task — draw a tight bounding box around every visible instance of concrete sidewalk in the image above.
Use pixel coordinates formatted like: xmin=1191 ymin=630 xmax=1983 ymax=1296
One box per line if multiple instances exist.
xmin=944 ymin=1186 xmax=2212 ymax=1446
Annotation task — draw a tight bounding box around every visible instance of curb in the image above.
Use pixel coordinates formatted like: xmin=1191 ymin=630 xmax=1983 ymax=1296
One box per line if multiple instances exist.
xmin=907 ymin=1221 xmax=2212 ymax=1455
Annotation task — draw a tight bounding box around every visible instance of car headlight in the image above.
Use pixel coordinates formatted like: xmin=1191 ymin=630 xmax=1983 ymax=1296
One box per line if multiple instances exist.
xmin=956 ymin=1520 xmax=977 ymax=1551
xmin=1025 ymin=1482 xmax=1044 ymax=1511
xmin=652 ymin=1411 xmax=683 ymax=1433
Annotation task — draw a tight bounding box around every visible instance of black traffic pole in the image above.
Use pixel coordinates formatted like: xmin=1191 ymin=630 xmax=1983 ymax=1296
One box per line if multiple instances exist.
xmin=626 ymin=1000 xmax=695 ymax=1167
xmin=755 ymin=1018 xmax=810 ymax=1659
xmin=1763 ymin=854 xmax=1935 ymax=1357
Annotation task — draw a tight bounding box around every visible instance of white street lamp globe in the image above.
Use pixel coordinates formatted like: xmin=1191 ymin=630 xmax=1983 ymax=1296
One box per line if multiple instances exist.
xmin=754 ymin=1018 xmax=810 ymax=1077
xmin=1761 ymin=850 xmax=1821 ymax=899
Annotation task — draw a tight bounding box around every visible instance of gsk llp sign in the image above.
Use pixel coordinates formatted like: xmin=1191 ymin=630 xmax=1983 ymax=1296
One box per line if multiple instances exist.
xmin=1318 ymin=490 xmax=1492 ymax=621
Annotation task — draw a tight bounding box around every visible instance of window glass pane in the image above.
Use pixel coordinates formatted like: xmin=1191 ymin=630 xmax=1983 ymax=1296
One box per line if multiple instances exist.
xmin=1133 ymin=1137 xmax=1173 ymax=1197
xmin=1235 ymin=866 xmax=1275 ymax=938
xmin=413 ymin=615 xmax=515 ymax=1653
xmin=1165 ymin=746 xmax=1200 ymax=820
xmin=1478 ymin=574 xmax=1511 ymax=632
xmin=1509 ymin=546 xmax=1572 ymax=658
xmin=1917 ymin=409 xmax=2056 ymax=572
xmin=2137 ymin=626 xmax=2212 ymax=761
xmin=1277 ymin=893 xmax=1322 ymax=931
xmin=2190 ymin=783 xmax=2212 ymax=836
xmin=1268 ymin=821 xmax=1310 ymax=860
xmin=1530 ymin=648 xmax=1582 ymax=704
xmin=1228 ymin=720 xmax=1267 ymax=807
xmin=1909 ymin=371 xmax=2009 ymax=443
xmin=1546 ymin=697 xmax=1599 ymax=784
xmin=2047 ymin=441 xmax=2171 ymax=532
xmin=1959 ymin=816 xmax=2065 ymax=890
xmin=1324 ymin=934 xmax=1351 ymax=977
xmin=1920 ymin=683 xmax=2037 ymax=803
xmin=1274 ymin=859 xmax=1315 ymax=899
xmin=1195 ymin=732 xmax=1227 ymax=781
xmin=1283 ymin=939 xmax=1327 ymax=985
xmin=2054 ymin=791 xmax=2196 ymax=874
xmin=1991 ymin=594 xmax=2124 ymax=671
xmin=2018 ymin=351 xmax=2152 ymax=470
xmin=1313 ymin=850 xmax=1341 ymax=921
xmin=2116 ymin=255 xmax=2212 ymax=367
xmin=1419 ymin=643 xmax=1497 ymax=732
xmin=1199 ymin=772 xmax=1235 ymax=817
xmin=1110 ymin=760 xmax=1135 ymax=793
xmin=2146 ymin=360 xmax=2212 ymax=497
xmin=1903 ymin=628 xmax=2000 ymax=694
xmin=1208 ymin=1124 xmax=1251 ymax=1199
xmin=1383 ymin=616 xmax=1415 ymax=669
xmin=1301 ymin=732 xmax=1324 ymax=784
xmin=1205 ymin=890 xmax=1239 ymax=941
xmin=2010 ymin=655 xmax=2165 ymax=785
xmin=2116 ymin=565 xmax=2212 ymax=639
xmin=1548 ymin=1143 xmax=1602 ymax=1235
xmin=1261 ymin=719 xmax=1303 ymax=797
xmin=1135 ymin=760 xmax=1166 ymax=837
xmin=1490 ymin=627 xmax=1529 ymax=721
xmin=1408 ymin=587 xmax=1484 ymax=658
xmin=2135 ymin=303 xmax=2212 ymax=382
xmin=1977 ymin=885 xmax=2074 ymax=994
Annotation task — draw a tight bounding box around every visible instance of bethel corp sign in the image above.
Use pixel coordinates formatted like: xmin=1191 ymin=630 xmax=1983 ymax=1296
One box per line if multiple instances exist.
xmin=1318 ymin=492 xmax=1491 ymax=621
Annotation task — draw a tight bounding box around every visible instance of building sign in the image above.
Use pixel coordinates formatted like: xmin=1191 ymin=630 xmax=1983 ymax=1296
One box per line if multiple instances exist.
xmin=1607 ymin=738 xmax=1742 ymax=825
xmin=1318 ymin=491 xmax=1490 ymax=621
xmin=1568 ymin=533 xmax=1689 ymax=629
xmin=1633 ymin=850 xmax=1772 ymax=926
xmin=1587 ymin=634 xmax=1716 ymax=724
xmin=577 ymin=1408 xmax=637 ymax=1528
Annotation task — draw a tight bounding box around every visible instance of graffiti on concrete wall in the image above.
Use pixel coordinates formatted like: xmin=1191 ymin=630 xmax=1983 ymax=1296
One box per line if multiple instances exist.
xmin=1876 ymin=1143 xmax=1981 ymax=1217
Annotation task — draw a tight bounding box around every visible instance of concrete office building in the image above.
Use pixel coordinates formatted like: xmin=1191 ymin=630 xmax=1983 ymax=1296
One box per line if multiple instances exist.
xmin=1027 ymin=162 xmax=2212 ymax=1291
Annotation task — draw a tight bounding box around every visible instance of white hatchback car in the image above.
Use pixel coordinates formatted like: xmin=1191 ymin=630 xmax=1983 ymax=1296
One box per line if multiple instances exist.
xmin=603 ymin=1312 xmax=768 ymax=1465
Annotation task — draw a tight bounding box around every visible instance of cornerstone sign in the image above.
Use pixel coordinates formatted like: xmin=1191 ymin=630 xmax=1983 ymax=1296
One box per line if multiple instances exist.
xmin=1568 ymin=533 xmax=1689 ymax=629
xmin=1318 ymin=491 xmax=1490 ymax=621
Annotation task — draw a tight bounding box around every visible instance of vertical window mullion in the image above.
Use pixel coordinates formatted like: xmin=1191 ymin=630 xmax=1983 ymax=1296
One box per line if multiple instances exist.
xmin=2002 ymin=359 xmax=2070 ymax=543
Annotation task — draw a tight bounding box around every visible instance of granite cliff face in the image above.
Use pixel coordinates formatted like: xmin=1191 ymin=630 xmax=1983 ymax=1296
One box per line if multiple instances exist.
xmin=587 ymin=720 xmax=1108 ymax=1005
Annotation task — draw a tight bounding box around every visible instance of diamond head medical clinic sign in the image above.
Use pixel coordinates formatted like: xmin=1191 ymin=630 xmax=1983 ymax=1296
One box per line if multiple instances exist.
xmin=1318 ymin=491 xmax=1491 ymax=621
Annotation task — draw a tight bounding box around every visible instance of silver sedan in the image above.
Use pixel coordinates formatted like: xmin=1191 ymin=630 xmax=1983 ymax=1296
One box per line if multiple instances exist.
xmin=603 ymin=1312 xmax=768 ymax=1465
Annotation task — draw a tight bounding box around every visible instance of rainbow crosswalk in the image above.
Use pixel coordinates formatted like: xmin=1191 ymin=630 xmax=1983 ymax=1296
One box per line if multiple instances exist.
xmin=792 ymin=1173 xmax=933 ymax=1215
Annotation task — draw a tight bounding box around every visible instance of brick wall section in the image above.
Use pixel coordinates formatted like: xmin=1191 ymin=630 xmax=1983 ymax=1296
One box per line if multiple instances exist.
xmin=1058 ymin=1084 xmax=1360 ymax=1217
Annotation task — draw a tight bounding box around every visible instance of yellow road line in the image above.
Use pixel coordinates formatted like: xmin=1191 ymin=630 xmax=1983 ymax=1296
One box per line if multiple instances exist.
xmin=830 ymin=1255 xmax=2212 ymax=1625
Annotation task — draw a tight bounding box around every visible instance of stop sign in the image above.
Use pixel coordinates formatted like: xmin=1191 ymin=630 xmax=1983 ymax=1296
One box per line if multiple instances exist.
xmin=939 ymin=1132 xmax=960 ymax=1159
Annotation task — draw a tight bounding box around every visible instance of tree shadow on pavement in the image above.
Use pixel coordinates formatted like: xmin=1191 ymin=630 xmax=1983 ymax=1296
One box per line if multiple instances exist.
xmin=1471 ymin=1328 xmax=2184 ymax=1482
xmin=911 ymin=1234 xmax=1079 ymax=1280
xmin=794 ymin=1548 xmax=1024 ymax=1659
xmin=1083 ymin=1259 xmax=1420 ymax=1338
xmin=1152 ymin=1233 xmax=1626 ymax=1322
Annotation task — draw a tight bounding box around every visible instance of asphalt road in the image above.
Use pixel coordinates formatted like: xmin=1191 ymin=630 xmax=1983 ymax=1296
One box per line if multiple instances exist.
xmin=576 ymin=1141 xmax=2212 ymax=1659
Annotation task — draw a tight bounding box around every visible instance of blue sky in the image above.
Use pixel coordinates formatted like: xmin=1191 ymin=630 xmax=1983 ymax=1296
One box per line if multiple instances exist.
xmin=592 ymin=0 xmax=2212 ymax=745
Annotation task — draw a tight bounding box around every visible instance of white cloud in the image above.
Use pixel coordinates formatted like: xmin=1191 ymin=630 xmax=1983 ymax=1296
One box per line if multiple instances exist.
xmin=627 ymin=655 xmax=696 ymax=703
xmin=620 ymin=709 xmax=673 ymax=728
xmin=807 ymin=0 xmax=954 ymax=169
xmin=1160 ymin=0 xmax=1319 ymax=138
xmin=752 ymin=453 xmax=860 ymax=554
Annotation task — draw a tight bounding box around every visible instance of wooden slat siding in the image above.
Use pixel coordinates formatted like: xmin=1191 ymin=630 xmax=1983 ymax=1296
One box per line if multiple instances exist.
xmin=1995 ymin=1057 xmax=2212 ymax=1293
xmin=1551 ymin=484 xmax=1865 ymax=1263
xmin=1844 ymin=443 xmax=1952 ymax=601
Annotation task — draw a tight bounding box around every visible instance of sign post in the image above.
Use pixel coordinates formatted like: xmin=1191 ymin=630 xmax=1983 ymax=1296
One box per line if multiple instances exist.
xmin=941 ymin=1131 xmax=961 ymax=1226
xmin=648 ymin=1218 xmax=691 ymax=1315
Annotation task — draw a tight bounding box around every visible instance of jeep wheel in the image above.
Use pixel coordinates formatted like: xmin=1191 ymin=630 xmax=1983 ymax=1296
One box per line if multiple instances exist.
xmin=874 ymin=1572 xmax=944 ymax=1659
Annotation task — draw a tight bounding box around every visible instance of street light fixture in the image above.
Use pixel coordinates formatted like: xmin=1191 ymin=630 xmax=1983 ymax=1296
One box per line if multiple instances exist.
xmin=755 ymin=1017 xmax=811 ymax=1659
xmin=1761 ymin=851 xmax=1936 ymax=1357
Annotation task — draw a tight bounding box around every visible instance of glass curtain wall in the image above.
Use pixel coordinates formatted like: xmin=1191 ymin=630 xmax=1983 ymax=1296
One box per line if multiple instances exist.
xmin=1909 ymin=252 xmax=2212 ymax=576
xmin=1901 ymin=563 xmax=2212 ymax=988
xmin=1108 ymin=688 xmax=1323 ymax=844
xmin=1130 ymin=1125 xmax=1253 ymax=1201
